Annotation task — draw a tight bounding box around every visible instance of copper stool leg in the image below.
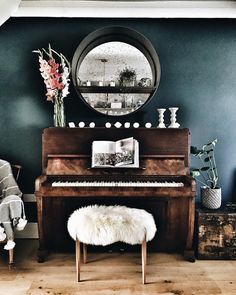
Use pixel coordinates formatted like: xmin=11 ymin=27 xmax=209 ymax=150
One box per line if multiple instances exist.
xmin=141 ymin=233 xmax=147 ymax=284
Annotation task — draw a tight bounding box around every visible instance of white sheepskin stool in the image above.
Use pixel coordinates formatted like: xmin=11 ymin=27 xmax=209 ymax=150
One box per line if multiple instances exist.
xmin=67 ymin=205 xmax=157 ymax=284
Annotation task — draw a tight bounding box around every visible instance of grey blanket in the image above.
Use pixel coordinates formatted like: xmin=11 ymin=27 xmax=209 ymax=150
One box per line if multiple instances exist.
xmin=0 ymin=160 xmax=25 ymax=240
xmin=0 ymin=160 xmax=22 ymax=200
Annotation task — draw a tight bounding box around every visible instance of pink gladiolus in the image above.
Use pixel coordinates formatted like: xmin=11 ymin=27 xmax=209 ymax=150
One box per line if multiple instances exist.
xmin=34 ymin=45 xmax=71 ymax=103
xmin=49 ymin=59 xmax=59 ymax=69
xmin=41 ymin=71 xmax=50 ymax=80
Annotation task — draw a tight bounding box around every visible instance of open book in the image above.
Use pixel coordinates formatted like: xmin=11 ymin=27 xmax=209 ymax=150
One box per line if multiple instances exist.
xmin=92 ymin=137 xmax=139 ymax=168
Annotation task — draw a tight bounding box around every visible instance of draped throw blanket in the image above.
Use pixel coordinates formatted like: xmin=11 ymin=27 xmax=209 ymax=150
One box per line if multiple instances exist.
xmin=0 ymin=160 xmax=25 ymax=241
xmin=0 ymin=160 xmax=22 ymax=200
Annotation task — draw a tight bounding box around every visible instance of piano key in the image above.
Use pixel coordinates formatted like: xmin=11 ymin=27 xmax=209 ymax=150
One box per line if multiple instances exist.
xmin=51 ymin=181 xmax=184 ymax=188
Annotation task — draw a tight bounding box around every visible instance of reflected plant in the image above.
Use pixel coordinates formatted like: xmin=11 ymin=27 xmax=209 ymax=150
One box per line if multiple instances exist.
xmin=191 ymin=138 xmax=219 ymax=189
xmin=119 ymin=67 xmax=136 ymax=85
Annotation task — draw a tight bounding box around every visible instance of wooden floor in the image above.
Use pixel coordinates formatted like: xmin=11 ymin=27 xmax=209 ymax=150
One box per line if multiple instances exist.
xmin=0 ymin=240 xmax=235 ymax=295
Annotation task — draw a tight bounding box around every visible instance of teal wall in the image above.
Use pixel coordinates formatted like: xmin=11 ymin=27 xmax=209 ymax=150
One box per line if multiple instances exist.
xmin=0 ymin=18 xmax=236 ymax=202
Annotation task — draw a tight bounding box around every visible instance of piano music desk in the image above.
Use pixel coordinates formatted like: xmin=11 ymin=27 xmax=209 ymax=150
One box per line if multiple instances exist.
xmin=35 ymin=128 xmax=196 ymax=262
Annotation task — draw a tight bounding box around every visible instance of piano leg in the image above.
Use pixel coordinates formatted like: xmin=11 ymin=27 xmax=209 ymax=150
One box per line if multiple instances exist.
xmin=36 ymin=194 xmax=48 ymax=262
xmin=184 ymin=197 xmax=195 ymax=262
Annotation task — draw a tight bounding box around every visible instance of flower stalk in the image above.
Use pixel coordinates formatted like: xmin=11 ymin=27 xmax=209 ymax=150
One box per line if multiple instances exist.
xmin=33 ymin=44 xmax=71 ymax=127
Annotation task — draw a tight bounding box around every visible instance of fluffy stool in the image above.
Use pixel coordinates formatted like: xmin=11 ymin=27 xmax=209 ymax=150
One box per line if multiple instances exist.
xmin=67 ymin=205 xmax=156 ymax=284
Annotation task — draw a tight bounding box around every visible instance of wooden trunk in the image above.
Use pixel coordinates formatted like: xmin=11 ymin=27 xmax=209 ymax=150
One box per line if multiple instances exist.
xmin=196 ymin=205 xmax=236 ymax=259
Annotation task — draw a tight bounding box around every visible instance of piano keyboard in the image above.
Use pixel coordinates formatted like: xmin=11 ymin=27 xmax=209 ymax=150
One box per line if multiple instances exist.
xmin=52 ymin=181 xmax=184 ymax=188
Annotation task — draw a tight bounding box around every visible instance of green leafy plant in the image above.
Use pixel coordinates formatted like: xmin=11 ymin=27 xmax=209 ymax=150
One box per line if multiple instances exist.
xmin=119 ymin=67 xmax=136 ymax=85
xmin=191 ymin=138 xmax=219 ymax=189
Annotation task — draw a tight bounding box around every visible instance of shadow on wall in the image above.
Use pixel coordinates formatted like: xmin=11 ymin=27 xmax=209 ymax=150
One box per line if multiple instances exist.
xmin=232 ymin=168 xmax=236 ymax=203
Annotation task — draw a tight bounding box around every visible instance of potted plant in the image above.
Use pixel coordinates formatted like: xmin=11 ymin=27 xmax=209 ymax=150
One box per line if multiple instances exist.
xmin=191 ymin=138 xmax=221 ymax=209
xmin=119 ymin=67 xmax=136 ymax=87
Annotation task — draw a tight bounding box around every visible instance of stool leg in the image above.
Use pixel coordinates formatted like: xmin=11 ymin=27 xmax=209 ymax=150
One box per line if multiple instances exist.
xmin=141 ymin=233 xmax=147 ymax=284
xmin=8 ymin=249 xmax=14 ymax=269
xmin=76 ymin=239 xmax=81 ymax=282
xmin=83 ymin=243 xmax=87 ymax=264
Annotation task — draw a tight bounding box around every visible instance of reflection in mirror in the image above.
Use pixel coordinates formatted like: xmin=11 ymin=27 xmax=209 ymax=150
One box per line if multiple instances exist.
xmin=77 ymin=41 xmax=154 ymax=116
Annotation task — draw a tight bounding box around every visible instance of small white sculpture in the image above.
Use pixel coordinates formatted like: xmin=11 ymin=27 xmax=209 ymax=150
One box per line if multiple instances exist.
xmin=68 ymin=122 xmax=75 ymax=128
xmin=124 ymin=122 xmax=130 ymax=128
xmin=89 ymin=122 xmax=95 ymax=128
xmin=114 ymin=122 xmax=122 ymax=128
xmin=133 ymin=122 xmax=139 ymax=128
xmin=86 ymin=80 xmax=91 ymax=86
xmin=105 ymin=122 xmax=112 ymax=128
xmin=157 ymin=108 xmax=166 ymax=128
xmin=145 ymin=122 xmax=152 ymax=128
xmin=168 ymin=107 xmax=180 ymax=128
xmin=78 ymin=122 xmax=85 ymax=128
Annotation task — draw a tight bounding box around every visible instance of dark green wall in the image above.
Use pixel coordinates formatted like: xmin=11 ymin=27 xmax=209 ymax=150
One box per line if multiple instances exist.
xmin=0 ymin=18 xmax=236 ymax=202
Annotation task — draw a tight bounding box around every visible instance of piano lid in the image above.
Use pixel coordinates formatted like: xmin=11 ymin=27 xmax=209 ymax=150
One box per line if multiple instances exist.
xmin=42 ymin=128 xmax=191 ymax=176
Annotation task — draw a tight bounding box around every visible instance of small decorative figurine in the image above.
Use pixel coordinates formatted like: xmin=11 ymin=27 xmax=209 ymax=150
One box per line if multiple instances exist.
xmin=78 ymin=122 xmax=85 ymax=128
xmin=168 ymin=107 xmax=180 ymax=128
xmin=68 ymin=122 xmax=75 ymax=128
xmin=145 ymin=122 xmax=152 ymax=128
xmin=86 ymin=80 xmax=91 ymax=86
xmin=105 ymin=122 xmax=112 ymax=128
xmin=133 ymin=122 xmax=139 ymax=128
xmin=157 ymin=108 xmax=166 ymax=128
xmin=114 ymin=122 xmax=122 ymax=128
xmin=89 ymin=122 xmax=95 ymax=128
xmin=124 ymin=122 xmax=130 ymax=128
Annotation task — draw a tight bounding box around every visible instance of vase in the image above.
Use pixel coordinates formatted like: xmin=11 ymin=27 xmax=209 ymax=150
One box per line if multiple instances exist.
xmin=201 ymin=187 xmax=222 ymax=209
xmin=121 ymin=78 xmax=135 ymax=87
xmin=54 ymin=97 xmax=66 ymax=127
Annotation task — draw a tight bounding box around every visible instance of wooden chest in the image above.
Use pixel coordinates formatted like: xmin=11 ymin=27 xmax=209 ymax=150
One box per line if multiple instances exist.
xmin=196 ymin=204 xmax=236 ymax=259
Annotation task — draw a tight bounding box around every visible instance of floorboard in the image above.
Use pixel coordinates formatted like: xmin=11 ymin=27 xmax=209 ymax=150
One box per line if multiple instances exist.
xmin=0 ymin=240 xmax=235 ymax=295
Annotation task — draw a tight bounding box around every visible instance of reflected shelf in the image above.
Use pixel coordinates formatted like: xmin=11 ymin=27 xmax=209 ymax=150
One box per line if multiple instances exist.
xmin=77 ymin=86 xmax=156 ymax=94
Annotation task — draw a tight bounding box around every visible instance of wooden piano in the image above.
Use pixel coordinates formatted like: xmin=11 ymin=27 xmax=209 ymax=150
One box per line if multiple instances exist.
xmin=35 ymin=127 xmax=196 ymax=262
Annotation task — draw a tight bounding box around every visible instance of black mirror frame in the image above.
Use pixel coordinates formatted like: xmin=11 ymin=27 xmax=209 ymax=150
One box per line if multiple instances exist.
xmin=72 ymin=26 xmax=161 ymax=116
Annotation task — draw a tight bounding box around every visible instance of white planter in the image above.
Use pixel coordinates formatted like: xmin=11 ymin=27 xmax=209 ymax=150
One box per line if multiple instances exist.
xmin=201 ymin=187 xmax=222 ymax=209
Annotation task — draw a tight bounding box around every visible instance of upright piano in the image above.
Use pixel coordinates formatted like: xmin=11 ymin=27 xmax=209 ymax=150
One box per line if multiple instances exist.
xmin=35 ymin=127 xmax=196 ymax=262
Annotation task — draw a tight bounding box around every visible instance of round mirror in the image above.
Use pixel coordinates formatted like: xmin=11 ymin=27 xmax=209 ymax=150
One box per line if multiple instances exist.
xmin=72 ymin=27 xmax=161 ymax=116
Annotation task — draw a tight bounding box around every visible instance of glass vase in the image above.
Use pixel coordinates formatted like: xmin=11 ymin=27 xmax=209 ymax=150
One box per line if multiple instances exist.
xmin=54 ymin=97 xmax=66 ymax=127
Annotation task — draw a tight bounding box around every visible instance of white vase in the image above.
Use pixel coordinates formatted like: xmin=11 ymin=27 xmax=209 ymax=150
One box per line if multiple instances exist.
xmin=54 ymin=97 xmax=66 ymax=127
xmin=201 ymin=187 xmax=222 ymax=209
